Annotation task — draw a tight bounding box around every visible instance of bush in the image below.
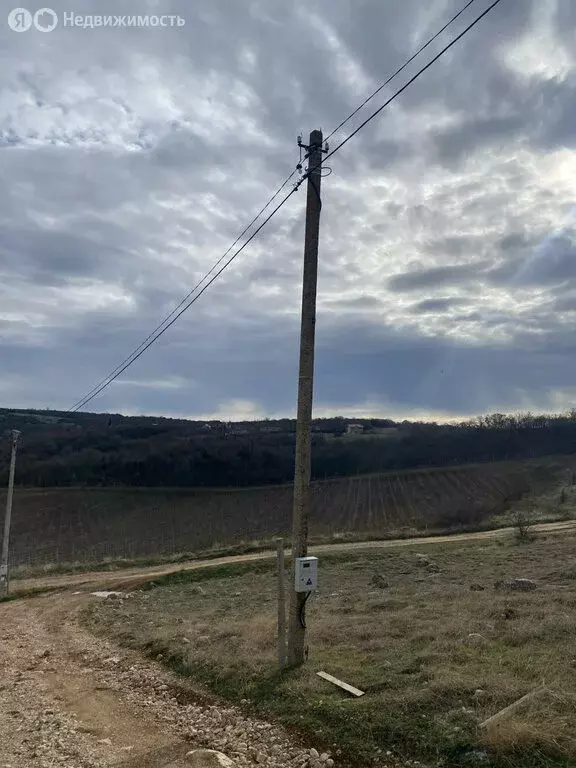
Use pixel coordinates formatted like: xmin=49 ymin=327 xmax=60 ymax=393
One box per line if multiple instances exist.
xmin=513 ymin=511 xmax=536 ymax=544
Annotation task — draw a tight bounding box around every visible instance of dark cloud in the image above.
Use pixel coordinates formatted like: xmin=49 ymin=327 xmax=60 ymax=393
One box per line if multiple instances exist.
xmin=0 ymin=225 xmax=133 ymax=285
xmin=487 ymin=233 xmax=576 ymax=288
xmin=387 ymin=262 xmax=488 ymax=293
xmin=409 ymin=298 xmax=466 ymax=314
xmin=4 ymin=306 xmax=574 ymax=420
xmin=498 ymin=232 xmax=536 ymax=253
xmin=530 ymin=75 xmax=576 ymax=151
xmin=323 ymin=295 xmax=383 ymax=310
xmin=554 ymin=295 xmax=576 ymax=313
xmin=431 ymin=115 xmax=525 ymax=169
xmin=422 ymin=235 xmax=487 ymax=259
xmin=314 ymin=316 xmax=576 ymax=415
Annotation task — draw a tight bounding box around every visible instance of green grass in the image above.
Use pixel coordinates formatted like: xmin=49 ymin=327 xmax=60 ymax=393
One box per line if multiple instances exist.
xmin=138 ymin=559 xmax=278 ymax=588
xmin=84 ymin=530 xmax=576 ymax=768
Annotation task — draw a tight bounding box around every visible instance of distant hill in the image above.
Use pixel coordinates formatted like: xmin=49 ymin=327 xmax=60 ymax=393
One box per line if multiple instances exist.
xmin=2 ymin=407 xmax=576 ymax=489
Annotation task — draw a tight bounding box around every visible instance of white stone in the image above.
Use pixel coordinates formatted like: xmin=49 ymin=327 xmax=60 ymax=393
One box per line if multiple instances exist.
xmin=465 ymin=633 xmax=488 ymax=648
xmin=185 ymin=749 xmax=237 ymax=767
xmin=506 ymin=578 xmax=537 ymax=591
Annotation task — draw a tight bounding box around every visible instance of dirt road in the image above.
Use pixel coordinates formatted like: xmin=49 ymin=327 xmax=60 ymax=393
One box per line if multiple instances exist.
xmin=0 ymin=592 xmax=333 ymax=767
xmin=15 ymin=519 xmax=576 ymax=593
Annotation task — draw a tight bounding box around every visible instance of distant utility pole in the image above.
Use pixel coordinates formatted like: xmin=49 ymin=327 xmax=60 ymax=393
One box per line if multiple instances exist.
xmin=0 ymin=430 xmax=21 ymax=597
xmin=287 ymin=129 xmax=324 ymax=666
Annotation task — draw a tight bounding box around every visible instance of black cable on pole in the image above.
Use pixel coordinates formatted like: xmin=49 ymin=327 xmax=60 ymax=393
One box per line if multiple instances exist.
xmin=68 ymin=166 xmax=300 ymax=413
xmin=299 ymin=590 xmax=312 ymax=629
xmin=325 ymin=0 xmax=479 ymax=143
xmin=69 ymin=181 xmax=303 ymax=412
xmin=309 ymin=177 xmax=322 ymax=210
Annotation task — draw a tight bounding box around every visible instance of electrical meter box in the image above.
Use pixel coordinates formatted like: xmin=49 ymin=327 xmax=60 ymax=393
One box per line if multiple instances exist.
xmin=295 ymin=556 xmax=318 ymax=592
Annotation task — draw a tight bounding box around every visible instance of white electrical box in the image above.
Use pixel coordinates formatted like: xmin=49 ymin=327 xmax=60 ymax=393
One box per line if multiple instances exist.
xmin=295 ymin=556 xmax=318 ymax=592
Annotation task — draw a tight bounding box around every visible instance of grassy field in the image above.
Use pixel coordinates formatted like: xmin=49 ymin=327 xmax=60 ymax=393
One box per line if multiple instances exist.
xmin=85 ymin=526 xmax=576 ymax=768
xmin=3 ymin=456 xmax=573 ymax=570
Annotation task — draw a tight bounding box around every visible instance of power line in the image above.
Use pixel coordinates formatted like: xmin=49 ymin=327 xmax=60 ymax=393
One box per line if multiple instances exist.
xmin=69 ymin=0 xmax=503 ymax=412
xmin=68 ymin=166 xmax=300 ymax=412
xmin=69 ymin=181 xmax=303 ymax=412
xmin=320 ymin=0 xmax=504 ymax=169
xmin=325 ymin=0 xmax=479 ymax=143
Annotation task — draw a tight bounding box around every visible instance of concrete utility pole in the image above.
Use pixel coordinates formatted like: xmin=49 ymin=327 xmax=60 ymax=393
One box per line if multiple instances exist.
xmin=287 ymin=129 xmax=324 ymax=666
xmin=1 ymin=430 xmax=21 ymax=597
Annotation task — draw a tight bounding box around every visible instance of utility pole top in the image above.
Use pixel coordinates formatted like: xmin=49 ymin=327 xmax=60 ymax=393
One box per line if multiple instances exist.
xmin=298 ymin=128 xmax=323 ymax=147
xmin=309 ymin=128 xmax=322 ymax=144
xmin=297 ymin=130 xmax=329 ymax=178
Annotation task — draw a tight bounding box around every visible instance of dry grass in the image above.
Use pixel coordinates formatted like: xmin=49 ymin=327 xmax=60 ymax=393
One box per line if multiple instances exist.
xmin=481 ymin=693 xmax=576 ymax=758
xmin=85 ymin=529 xmax=576 ymax=768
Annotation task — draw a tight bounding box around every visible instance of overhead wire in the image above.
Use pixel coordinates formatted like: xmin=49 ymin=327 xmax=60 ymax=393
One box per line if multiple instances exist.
xmin=324 ymin=0 xmax=479 ymax=143
xmin=68 ymin=166 xmax=300 ymax=412
xmin=315 ymin=0 xmax=504 ymax=172
xmin=68 ymin=0 xmax=504 ymax=412
xmin=69 ymin=180 xmax=304 ymax=412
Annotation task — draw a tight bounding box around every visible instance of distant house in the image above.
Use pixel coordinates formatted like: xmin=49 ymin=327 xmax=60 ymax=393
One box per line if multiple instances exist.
xmin=346 ymin=423 xmax=364 ymax=435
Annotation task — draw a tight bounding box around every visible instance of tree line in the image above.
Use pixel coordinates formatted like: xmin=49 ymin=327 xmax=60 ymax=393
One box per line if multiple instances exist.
xmin=1 ymin=408 xmax=576 ymax=488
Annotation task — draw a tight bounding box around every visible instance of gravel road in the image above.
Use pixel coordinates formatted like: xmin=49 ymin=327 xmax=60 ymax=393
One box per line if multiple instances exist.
xmin=0 ymin=593 xmax=339 ymax=768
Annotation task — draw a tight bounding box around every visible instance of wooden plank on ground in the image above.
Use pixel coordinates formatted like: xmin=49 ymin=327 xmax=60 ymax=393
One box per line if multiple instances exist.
xmin=317 ymin=671 xmax=365 ymax=697
xmin=479 ymin=686 xmax=548 ymax=729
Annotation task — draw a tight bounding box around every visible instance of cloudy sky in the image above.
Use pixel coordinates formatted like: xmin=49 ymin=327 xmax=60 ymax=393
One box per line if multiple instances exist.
xmin=1 ymin=0 xmax=576 ymax=422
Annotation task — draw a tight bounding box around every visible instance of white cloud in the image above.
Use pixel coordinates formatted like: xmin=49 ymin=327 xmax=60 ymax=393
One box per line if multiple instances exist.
xmin=501 ymin=0 xmax=574 ymax=82
xmin=195 ymin=399 xmax=267 ymax=421
xmin=114 ymin=375 xmax=191 ymax=390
